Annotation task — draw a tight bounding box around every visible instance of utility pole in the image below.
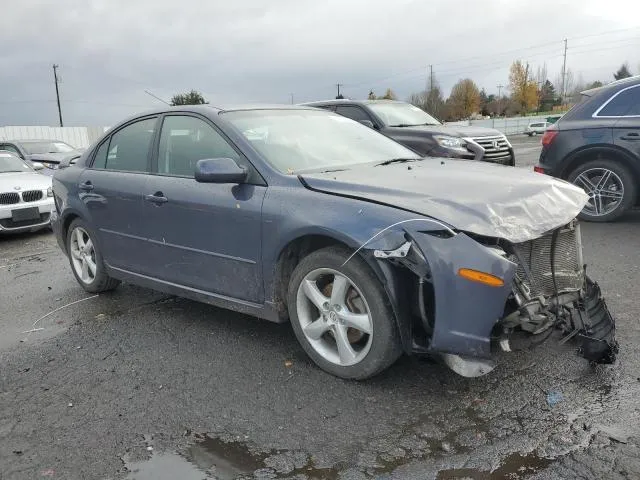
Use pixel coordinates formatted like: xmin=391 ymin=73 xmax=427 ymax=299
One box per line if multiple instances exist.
xmin=52 ymin=64 xmax=63 ymax=127
xmin=336 ymin=83 xmax=343 ymax=99
xmin=497 ymin=84 xmax=504 ymax=116
xmin=290 ymin=93 xmax=294 ymax=105
xmin=560 ymin=38 xmax=568 ymax=104
xmin=428 ymin=64 xmax=434 ymax=110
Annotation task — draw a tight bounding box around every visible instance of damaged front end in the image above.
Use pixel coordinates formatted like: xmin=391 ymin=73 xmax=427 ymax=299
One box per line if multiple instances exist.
xmin=369 ymin=220 xmax=618 ymax=377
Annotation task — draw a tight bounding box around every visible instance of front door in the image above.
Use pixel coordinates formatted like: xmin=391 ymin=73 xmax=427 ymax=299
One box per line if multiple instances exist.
xmin=144 ymin=114 xmax=266 ymax=303
xmin=79 ymin=116 xmax=158 ymax=273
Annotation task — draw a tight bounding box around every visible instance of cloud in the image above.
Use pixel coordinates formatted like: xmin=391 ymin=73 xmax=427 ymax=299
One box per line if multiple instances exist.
xmin=0 ymin=0 xmax=638 ymax=125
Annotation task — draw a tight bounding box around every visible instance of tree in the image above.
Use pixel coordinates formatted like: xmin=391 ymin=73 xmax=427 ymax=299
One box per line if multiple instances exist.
xmin=614 ymin=63 xmax=632 ymax=80
xmin=586 ymin=80 xmax=604 ymax=89
xmin=509 ymin=60 xmax=537 ymax=112
xmin=380 ymin=88 xmax=397 ymax=100
xmin=407 ymin=85 xmax=446 ymax=120
xmin=368 ymin=90 xmax=377 ymax=100
xmin=170 ymin=90 xmax=208 ymax=106
xmin=447 ymin=78 xmax=481 ymax=120
xmin=538 ymin=80 xmax=556 ymax=112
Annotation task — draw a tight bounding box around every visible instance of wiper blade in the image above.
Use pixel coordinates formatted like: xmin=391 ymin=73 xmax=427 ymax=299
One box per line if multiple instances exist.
xmin=375 ymin=158 xmax=419 ymax=166
xmin=389 ymin=123 xmax=434 ymax=127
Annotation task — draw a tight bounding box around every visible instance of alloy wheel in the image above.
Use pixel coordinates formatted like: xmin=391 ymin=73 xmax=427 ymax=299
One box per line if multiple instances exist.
xmin=572 ymin=167 xmax=624 ymax=217
xmin=69 ymin=227 xmax=97 ymax=284
xmin=296 ymin=268 xmax=373 ymax=366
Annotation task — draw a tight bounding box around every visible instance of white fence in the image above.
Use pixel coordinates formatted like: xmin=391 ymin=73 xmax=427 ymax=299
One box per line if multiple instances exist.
xmin=446 ymin=115 xmax=554 ymax=136
xmin=0 ymin=126 xmax=108 ymax=149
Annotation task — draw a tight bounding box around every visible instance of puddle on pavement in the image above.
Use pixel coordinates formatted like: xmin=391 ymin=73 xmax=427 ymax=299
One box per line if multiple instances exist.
xmin=124 ymin=435 xmax=339 ymax=480
xmin=436 ymin=452 xmax=553 ymax=480
xmin=125 ymin=436 xmax=266 ymax=480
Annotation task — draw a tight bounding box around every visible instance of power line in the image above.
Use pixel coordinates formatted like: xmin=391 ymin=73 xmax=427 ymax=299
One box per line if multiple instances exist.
xmin=144 ymin=90 xmax=171 ymax=106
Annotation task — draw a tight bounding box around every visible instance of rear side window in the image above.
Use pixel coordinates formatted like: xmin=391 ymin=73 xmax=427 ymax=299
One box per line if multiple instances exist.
xmin=596 ymin=85 xmax=640 ymax=117
xmin=92 ymin=117 xmax=157 ymax=172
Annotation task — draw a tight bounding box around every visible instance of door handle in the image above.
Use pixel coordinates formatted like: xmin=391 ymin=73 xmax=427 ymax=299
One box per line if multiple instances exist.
xmin=144 ymin=192 xmax=168 ymax=204
xmin=621 ymin=132 xmax=640 ymax=140
xmin=78 ymin=181 xmax=94 ymax=191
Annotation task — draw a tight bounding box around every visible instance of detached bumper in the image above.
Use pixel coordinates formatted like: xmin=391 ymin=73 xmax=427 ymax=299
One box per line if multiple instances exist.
xmin=577 ymin=279 xmax=618 ymax=364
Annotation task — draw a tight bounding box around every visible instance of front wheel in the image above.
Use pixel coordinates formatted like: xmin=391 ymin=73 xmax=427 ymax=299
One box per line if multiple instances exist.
xmin=567 ymin=159 xmax=636 ymax=222
xmin=66 ymin=218 xmax=120 ymax=293
xmin=287 ymin=246 xmax=402 ymax=380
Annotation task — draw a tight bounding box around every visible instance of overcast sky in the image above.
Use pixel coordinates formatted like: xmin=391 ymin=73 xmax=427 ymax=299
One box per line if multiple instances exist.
xmin=1 ymin=0 xmax=639 ymax=126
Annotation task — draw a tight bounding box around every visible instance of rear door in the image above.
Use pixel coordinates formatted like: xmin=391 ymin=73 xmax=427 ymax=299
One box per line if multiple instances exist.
xmin=79 ymin=116 xmax=158 ymax=273
xmin=144 ymin=113 xmax=266 ymax=303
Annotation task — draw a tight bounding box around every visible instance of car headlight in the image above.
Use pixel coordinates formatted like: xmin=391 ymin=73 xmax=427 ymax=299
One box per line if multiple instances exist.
xmin=434 ymin=135 xmax=467 ymax=151
xmin=47 ymin=187 xmax=53 ymax=197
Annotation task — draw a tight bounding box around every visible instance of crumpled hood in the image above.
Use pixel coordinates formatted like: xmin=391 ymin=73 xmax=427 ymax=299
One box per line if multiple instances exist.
xmin=28 ymin=152 xmax=75 ymax=163
xmin=299 ymin=159 xmax=588 ymax=243
xmin=0 ymin=172 xmax=52 ymax=191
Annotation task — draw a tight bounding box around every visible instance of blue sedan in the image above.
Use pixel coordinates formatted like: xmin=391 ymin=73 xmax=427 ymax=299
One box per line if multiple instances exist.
xmin=51 ymin=105 xmax=617 ymax=379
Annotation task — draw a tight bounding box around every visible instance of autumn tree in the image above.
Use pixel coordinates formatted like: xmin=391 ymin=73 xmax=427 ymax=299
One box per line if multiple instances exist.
xmin=509 ymin=60 xmax=538 ymax=113
xmin=614 ymin=63 xmax=632 ymax=80
xmin=380 ymin=88 xmax=397 ymax=100
xmin=170 ymin=90 xmax=208 ymax=106
xmin=447 ymin=78 xmax=481 ymax=120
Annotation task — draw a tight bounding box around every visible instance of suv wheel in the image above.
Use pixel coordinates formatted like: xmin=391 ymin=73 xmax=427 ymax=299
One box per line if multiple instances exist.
xmin=67 ymin=218 xmax=120 ymax=293
xmin=287 ymin=246 xmax=402 ymax=380
xmin=567 ymin=159 xmax=636 ymax=222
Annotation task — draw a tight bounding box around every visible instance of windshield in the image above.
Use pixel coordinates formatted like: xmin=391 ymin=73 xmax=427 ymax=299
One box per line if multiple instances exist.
xmin=0 ymin=153 xmax=33 ymax=173
xmin=22 ymin=141 xmax=76 ymax=154
xmin=367 ymin=102 xmax=441 ymax=127
xmin=222 ymin=109 xmax=421 ymax=173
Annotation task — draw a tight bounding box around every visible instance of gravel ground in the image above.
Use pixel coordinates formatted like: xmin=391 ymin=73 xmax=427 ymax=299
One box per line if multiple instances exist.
xmin=1 ymin=151 xmax=639 ymax=479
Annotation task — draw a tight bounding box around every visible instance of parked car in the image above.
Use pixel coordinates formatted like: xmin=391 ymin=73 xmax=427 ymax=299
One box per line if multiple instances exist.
xmin=536 ymin=75 xmax=640 ymax=222
xmin=0 ymin=139 xmax=82 ymax=173
xmin=51 ymin=105 xmax=616 ymax=379
xmin=0 ymin=151 xmax=54 ymax=233
xmin=302 ymin=100 xmax=515 ymax=165
xmin=524 ymin=121 xmax=549 ymax=136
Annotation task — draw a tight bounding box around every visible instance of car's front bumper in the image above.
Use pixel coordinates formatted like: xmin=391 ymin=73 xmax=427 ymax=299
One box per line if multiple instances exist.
xmin=0 ymin=197 xmax=54 ymax=233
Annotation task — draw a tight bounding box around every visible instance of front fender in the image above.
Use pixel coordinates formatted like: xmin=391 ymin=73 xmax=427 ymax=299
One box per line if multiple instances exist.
xmin=412 ymin=232 xmax=516 ymax=358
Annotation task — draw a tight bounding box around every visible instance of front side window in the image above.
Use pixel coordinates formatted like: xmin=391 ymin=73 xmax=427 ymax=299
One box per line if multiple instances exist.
xmin=92 ymin=117 xmax=157 ymax=172
xmin=223 ymin=109 xmax=421 ymax=173
xmin=157 ymin=115 xmax=240 ymax=177
xmin=596 ymin=86 xmax=640 ymax=117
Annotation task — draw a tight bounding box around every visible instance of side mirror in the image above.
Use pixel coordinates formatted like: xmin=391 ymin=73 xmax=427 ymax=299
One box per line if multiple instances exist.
xmin=32 ymin=162 xmax=44 ymax=170
xmin=358 ymin=119 xmax=375 ymax=128
xmin=195 ymin=158 xmax=248 ymax=184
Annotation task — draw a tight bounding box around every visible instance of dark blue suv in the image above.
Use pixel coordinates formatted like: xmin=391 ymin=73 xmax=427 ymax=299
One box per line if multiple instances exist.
xmin=536 ymin=76 xmax=640 ymax=222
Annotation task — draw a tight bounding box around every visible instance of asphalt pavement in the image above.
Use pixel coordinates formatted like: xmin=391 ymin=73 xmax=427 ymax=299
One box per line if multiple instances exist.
xmin=1 ymin=149 xmax=639 ymax=479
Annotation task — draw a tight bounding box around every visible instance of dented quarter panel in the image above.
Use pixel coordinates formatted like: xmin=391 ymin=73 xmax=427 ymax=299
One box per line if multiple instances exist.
xmin=411 ymin=232 xmax=516 ymax=358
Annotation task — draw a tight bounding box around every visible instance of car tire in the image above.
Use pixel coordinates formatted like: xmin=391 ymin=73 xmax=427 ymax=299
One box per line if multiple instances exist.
xmin=287 ymin=245 xmax=402 ymax=380
xmin=567 ymin=158 xmax=636 ymax=222
xmin=66 ymin=218 xmax=120 ymax=293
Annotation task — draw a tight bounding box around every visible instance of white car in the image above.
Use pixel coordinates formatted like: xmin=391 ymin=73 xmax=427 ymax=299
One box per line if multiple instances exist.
xmin=525 ymin=122 xmax=550 ymax=136
xmin=0 ymin=151 xmax=55 ymax=233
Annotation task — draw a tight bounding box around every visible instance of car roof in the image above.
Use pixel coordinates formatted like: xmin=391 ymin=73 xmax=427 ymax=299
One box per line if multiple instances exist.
xmin=581 ymin=74 xmax=640 ymax=96
xmin=301 ymin=99 xmax=404 ymax=107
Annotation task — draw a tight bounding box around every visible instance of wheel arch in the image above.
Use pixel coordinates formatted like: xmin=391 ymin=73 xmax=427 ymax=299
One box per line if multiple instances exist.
xmin=271 ymin=230 xmax=419 ymax=354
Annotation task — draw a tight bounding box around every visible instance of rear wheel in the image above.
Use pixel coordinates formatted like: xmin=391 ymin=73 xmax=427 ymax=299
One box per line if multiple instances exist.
xmin=567 ymin=159 xmax=636 ymax=222
xmin=287 ymin=246 xmax=402 ymax=380
xmin=66 ymin=218 xmax=120 ymax=293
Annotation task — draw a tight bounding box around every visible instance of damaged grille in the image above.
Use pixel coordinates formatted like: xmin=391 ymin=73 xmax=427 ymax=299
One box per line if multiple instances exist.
xmin=512 ymin=223 xmax=583 ymax=299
